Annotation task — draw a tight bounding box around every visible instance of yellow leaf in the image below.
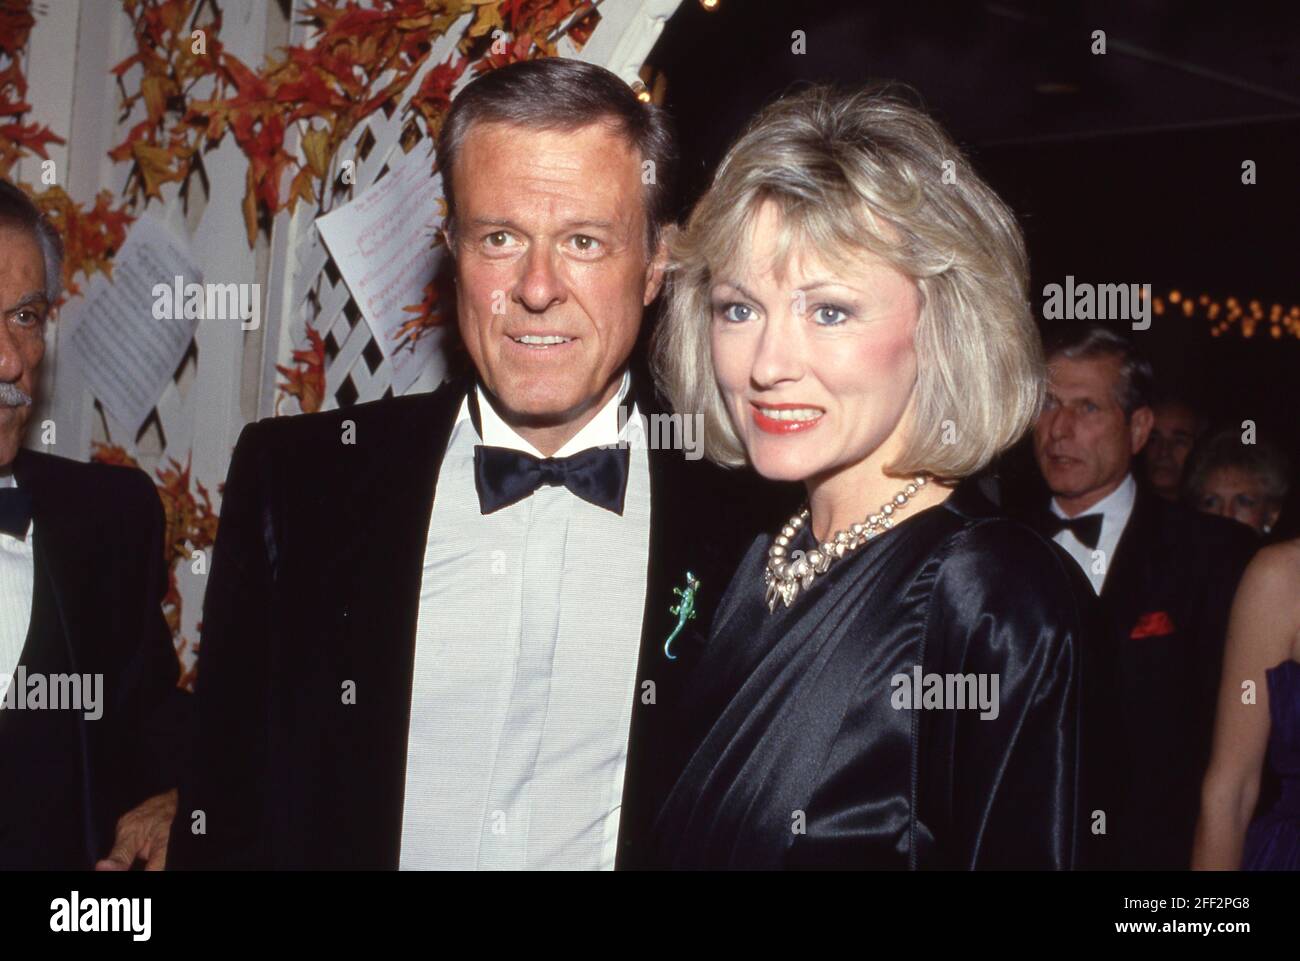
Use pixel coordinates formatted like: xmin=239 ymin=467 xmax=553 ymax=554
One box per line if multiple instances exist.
xmin=132 ymin=142 xmax=184 ymax=199
xmin=468 ymin=1 xmax=505 ymax=39
xmin=141 ymin=75 xmax=171 ymax=125
xmin=301 ymin=125 xmax=331 ymax=180
xmin=287 ymin=166 xmax=316 ymax=211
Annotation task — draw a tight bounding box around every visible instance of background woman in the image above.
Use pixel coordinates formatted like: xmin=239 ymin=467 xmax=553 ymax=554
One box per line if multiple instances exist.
xmin=1182 ymin=427 xmax=1291 ymax=536
xmin=1194 ymin=539 xmax=1300 ymax=869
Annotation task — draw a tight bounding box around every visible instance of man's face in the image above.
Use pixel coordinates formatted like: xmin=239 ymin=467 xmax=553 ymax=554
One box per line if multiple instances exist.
xmin=0 ymin=225 xmax=48 ymax=468
xmin=449 ymin=121 xmax=665 ymax=433
xmin=1034 ymin=353 xmax=1153 ymax=512
xmin=1145 ymin=401 xmax=1199 ymax=498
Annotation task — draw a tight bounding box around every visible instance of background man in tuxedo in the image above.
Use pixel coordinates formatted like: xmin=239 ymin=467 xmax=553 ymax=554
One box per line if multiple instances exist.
xmin=0 ymin=180 xmax=188 ymax=870
xmin=170 ymin=58 xmax=783 ymax=870
xmin=1028 ymin=323 xmax=1256 ymax=869
xmin=1142 ymin=394 xmax=1205 ymax=503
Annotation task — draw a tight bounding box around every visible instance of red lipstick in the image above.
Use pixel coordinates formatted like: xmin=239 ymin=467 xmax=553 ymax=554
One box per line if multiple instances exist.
xmin=750 ymin=402 xmax=825 ymax=435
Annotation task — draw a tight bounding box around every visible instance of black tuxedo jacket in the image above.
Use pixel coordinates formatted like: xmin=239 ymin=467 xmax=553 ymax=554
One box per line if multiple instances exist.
xmin=1023 ymin=482 xmax=1256 ymax=869
xmin=169 ymin=375 xmax=793 ymax=869
xmin=1 ymin=449 xmax=187 ymax=868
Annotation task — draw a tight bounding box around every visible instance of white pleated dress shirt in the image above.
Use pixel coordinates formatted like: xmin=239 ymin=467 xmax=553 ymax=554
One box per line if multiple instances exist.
xmin=398 ymin=373 xmax=651 ymax=870
xmin=1049 ymin=472 xmax=1137 ymax=595
xmin=0 ymin=471 xmax=35 ymax=701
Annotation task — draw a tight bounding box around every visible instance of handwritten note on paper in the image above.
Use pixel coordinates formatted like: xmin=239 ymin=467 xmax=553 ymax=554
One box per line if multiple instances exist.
xmin=315 ymin=143 xmax=448 ymax=395
xmin=62 ymin=215 xmax=202 ymax=434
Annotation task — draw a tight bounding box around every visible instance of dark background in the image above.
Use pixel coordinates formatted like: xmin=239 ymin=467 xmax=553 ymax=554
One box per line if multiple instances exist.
xmin=644 ymin=0 xmax=1300 ymax=522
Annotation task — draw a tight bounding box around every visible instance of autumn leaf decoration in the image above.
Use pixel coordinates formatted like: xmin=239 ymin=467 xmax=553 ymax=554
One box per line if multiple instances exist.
xmin=0 ymin=0 xmax=64 ymax=172
xmin=31 ymin=188 xmax=134 ymax=299
xmin=105 ymin=0 xmax=606 ymax=250
xmin=275 ymin=323 xmax=327 ymax=414
xmin=1 ymin=0 xmax=135 ymax=303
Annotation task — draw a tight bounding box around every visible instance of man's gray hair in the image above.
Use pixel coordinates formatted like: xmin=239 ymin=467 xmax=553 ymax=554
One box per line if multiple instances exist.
xmin=435 ymin=57 xmax=676 ymax=254
xmin=0 ymin=178 xmax=63 ymax=304
xmin=1043 ymin=323 xmax=1155 ymax=418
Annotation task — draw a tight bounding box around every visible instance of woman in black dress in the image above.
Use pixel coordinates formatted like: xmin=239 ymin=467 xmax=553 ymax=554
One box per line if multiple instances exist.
xmin=650 ymin=84 xmax=1093 ymax=869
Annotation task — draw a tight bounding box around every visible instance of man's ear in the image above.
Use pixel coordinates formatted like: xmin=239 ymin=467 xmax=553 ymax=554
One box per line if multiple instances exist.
xmin=1129 ymin=404 xmax=1155 ymax=455
xmin=643 ymin=225 xmax=674 ymax=306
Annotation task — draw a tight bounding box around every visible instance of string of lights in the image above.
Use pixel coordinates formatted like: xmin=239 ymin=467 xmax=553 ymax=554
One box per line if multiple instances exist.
xmin=1150 ymin=289 xmax=1300 ymax=339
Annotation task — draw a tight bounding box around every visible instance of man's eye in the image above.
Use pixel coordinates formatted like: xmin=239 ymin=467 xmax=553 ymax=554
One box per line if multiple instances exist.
xmin=718 ymin=303 xmax=754 ymax=323
xmin=12 ymin=309 xmax=42 ymax=328
xmin=1083 ymin=402 xmax=1098 ymax=413
xmin=812 ymin=305 xmax=849 ymax=326
xmin=485 ymin=231 xmax=515 ymax=248
xmin=570 ymin=235 xmax=601 ymax=253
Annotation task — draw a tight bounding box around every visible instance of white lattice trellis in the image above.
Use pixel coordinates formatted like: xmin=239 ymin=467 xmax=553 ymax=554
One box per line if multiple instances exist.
xmin=22 ymin=0 xmax=288 ymax=671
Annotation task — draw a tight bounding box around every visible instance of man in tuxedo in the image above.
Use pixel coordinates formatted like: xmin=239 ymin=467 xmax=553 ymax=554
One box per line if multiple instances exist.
xmin=0 ymin=180 xmax=188 ymax=869
xmin=1142 ymin=394 xmax=1205 ymax=502
xmin=1028 ymin=323 xmax=1255 ymax=869
xmin=170 ymin=58 xmax=784 ymax=870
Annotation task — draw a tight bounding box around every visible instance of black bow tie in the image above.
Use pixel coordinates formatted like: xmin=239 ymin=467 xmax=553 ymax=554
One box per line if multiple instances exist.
xmin=1041 ymin=510 xmax=1103 ymax=549
xmin=474 ymin=444 xmax=630 ymax=515
xmin=0 ymin=486 xmax=33 ymax=540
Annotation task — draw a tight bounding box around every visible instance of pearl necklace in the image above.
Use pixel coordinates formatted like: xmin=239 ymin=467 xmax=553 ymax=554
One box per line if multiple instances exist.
xmin=764 ymin=476 xmax=928 ymax=612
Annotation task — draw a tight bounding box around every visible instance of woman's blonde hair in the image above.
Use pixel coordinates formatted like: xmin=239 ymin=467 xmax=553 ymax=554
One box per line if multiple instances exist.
xmin=652 ymin=83 xmax=1043 ymax=480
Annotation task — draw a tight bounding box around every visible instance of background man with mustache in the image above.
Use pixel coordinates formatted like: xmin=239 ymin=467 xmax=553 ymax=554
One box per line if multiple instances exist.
xmin=1025 ymin=322 xmax=1256 ymax=869
xmin=0 ymin=179 xmax=188 ymax=870
xmin=170 ymin=58 xmax=784 ymax=870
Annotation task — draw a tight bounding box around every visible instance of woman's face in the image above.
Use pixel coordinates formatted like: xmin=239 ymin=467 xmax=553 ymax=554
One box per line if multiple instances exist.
xmin=709 ymin=201 xmax=921 ymax=486
xmin=1195 ymin=466 xmax=1277 ymax=532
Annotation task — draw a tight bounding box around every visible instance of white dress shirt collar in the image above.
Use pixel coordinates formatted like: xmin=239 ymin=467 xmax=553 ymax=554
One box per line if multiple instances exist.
xmin=464 ymin=370 xmax=633 ymax=458
xmin=0 ymin=461 xmax=34 ymax=685
xmin=0 ymin=467 xmax=32 ymax=541
xmin=1049 ymin=473 xmax=1137 ymax=594
xmin=1050 ymin=472 xmax=1137 ymax=527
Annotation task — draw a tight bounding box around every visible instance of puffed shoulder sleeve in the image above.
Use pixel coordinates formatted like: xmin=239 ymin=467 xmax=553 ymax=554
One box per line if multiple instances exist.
xmin=919 ymin=520 xmax=1093 ymax=870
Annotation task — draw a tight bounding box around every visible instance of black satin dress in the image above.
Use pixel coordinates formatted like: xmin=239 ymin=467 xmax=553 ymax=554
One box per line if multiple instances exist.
xmin=652 ymin=480 xmax=1090 ymax=869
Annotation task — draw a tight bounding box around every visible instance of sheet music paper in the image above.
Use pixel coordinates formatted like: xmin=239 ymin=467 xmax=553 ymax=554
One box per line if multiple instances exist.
xmin=315 ymin=142 xmax=448 ymax=396
xmin=61 ymin=214 xmax=202 ymax=434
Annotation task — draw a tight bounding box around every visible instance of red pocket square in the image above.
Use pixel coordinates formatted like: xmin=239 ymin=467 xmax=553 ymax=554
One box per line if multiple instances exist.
xmin=1130 ymin=610 xmax=1176 ymax=638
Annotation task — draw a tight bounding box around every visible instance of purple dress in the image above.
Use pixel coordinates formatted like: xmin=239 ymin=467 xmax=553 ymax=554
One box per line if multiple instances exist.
xmin=1243 ymin=660 xmax=1300 ymax=870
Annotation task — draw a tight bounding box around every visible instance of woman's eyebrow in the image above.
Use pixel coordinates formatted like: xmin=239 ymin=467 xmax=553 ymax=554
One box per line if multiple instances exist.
xmin=797 ymin=280 xmax=860 ymax=294
xmin=711 ymin=280 xmax=760 ymax=302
